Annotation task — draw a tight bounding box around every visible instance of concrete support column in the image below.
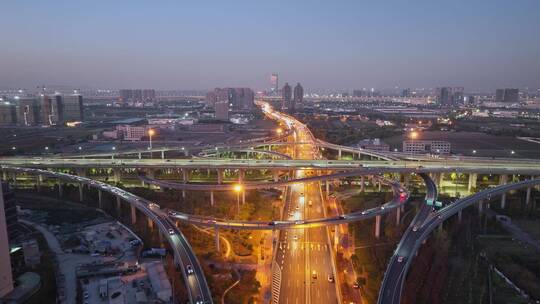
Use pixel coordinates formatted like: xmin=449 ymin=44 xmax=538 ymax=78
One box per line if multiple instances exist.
xmin=2 ymin=171 xmax=6 ymax=181
xmin=210 ymin=191 xmax=214 ymax=206
xmin=147 ymin=218 xmax=154 ymax=230
xmin=238 ymin=169 xmax=245 ymax=184
xmin=58 ymin=182 xmax=63 ymax=197
xmin=273 ymin=170 xmax=279 ymax=182
xmin=395 ymin=207 xmax=401 ymax=226
xmin=138 ymin=152 xmax=142 ymax=159
xmin=378 ymin=180 xmax=382 ymax=192
xmin=36 ymin=175 xmax=42 ymax=192
xmin=338 ymin=149 xmax=342 ymax=160
xmin=478 ymin=199 xmax=484 ymax=214
xmin=334 ymin=226 xmax=340 ymax=251
xmin=131 ymin=205 xmax=137 ymax=224
xmin=112 ymin=169 xmax=121 ymax=183
xmin=217 ymin=169 xmax=223 ymax=184
xmin=526 ymin=187 xmax=532 ymax=205
xmin=403 ymin=173 xmax=410 ymax=188
xmin=214 ymin=227 xmax=220 ymax=253
xmin=501 ymin=193 xmax=507 ymax=209
xmin=161 ymin=150 xmax=165 ymax=159
xmin=326 ymin=181 xmax=330 ymax=198
xmin=375 ymin=215 xmax=381 ymax=239
xmin=360 ymin=175 xmax=365 ymax=192
xmin=116 ymin=196 xmax=121 ymax=215
xmin=182 ymin=169 xmax=188 ymax=198
xmin=468 ymin=173 xmax=478 ymax=192
xmin=458 ymin=210 xmax=462 ymax=223
xmin=79 ymin=183 xmax=84 ymax=202
xmin=242 ymin=190 xmax=246 ymax=205
xmin=98 ymin=190 xmax=103 ymax=208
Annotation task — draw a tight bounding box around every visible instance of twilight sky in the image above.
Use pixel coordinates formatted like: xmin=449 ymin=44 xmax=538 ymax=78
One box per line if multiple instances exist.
xmin=1 ymin=0 xmax=539 ymax=91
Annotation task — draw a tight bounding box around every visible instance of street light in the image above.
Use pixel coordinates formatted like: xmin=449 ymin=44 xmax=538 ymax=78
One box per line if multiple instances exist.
xmin=148 ymin=129 xmax=155 ymax=149
xmin=472 ymin=150 xmax=477 ymax=155
xmin=233 ymin=184 xmax=243 ymax=214
xmin=276 ymin=128 xmax=283 ymax=135
xmin=511 ymin=150 xmax=515 ymax=155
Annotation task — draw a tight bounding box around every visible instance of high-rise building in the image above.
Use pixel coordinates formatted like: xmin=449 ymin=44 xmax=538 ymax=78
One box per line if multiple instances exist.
xmin=0 ymin=102 xmax=17 ymax=125
xmin=60 ymin=94 xmax=84 ymax=122
xmin=270 ymin=74 xmax=279 ymax=94
xmin=206 ymin=88 xmax=254 ymax=111
xmin=214 ymin=100 xmax=229 ymax=120
xmin=0 ymin=182 xmax=14 ymax=297
xmin=436 ymin=87 xmax=464 ymax=106
xmin=293 ymin=83 xmax=303 ymax=109
xmin=282 ymin=83 xmax=292 ymax=110
xmin=401 ymin=88 xmax=411 ymax=97
xmin=17 ymin=97 xmax=39 ymax=126
xmin=495 ymin=88 xmax=519 ymax=103
xmin=119 ymin=89 xmax=155 ymax=104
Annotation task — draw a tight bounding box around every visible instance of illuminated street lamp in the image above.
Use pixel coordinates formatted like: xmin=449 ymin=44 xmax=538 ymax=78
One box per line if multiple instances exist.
xmin=148 ymin=129 xmax=155 ymax=149
xmin=511 ymin=150 xmax=515 ymax=155
xmin=11 ymin=146 xmax=16 ymax=151
xmin=472 ymin=150 xmax=477 ymax=154
xmin=276 ymin=128 xmax=283 ymax=135
xmin=233 ymin=184 xmax=243 ymax=214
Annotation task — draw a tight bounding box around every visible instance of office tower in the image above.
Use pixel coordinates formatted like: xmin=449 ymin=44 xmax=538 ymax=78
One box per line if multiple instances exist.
xmin=61 ymin=94 xmax=84 ymax=122
xmin=293 ymin=83 xmax=303 ymax=109
xmin=39 ymin=95 xmax=61 ymax=125
xmin=353 ymin=89 xmax=366 ymax=97
xmin=270 ymin=74 xmax=279 ymax=93
xmin=496 ymin=88 xmax=519 ymax=103
xmin=214 ymin=100 xmax=229 ymax=120
xmin=0 ymin=102 xmax=17 ymax=125
xmin=282 ymin=83 xmax=292 ymax=110
xmin=17 ymin=97 xmax=39 ymax=126
xmin=0 ymin=182 xmax=14 ymax=297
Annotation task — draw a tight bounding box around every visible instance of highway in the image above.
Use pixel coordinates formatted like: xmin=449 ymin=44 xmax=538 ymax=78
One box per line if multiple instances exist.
xmin=4 ymin=157 xmax=540 ymax=175
xmin=258 ymin=101 xmax=340 ymax=304
xmin=0 ymin=166 xmax=212 ymax=304
xmin=379 ymin=176 xmax=540 ymax=304
xmin=378 ymin=173 xmax=437 ymax=304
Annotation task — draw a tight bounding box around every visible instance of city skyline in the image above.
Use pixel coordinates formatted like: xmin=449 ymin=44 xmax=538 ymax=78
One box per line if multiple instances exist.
xmin=1 ymin=1 xmax=539 ymax=91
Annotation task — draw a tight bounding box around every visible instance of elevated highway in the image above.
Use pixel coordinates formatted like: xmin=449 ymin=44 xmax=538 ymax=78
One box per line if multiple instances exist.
xmin=379 ymin=177 xmax=540 ymax=304
xmin=1 ymin=166 xmax=212 ymax=304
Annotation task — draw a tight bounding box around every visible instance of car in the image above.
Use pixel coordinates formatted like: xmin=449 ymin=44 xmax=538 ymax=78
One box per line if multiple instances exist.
xmin=293 ymin=235 xmax=298 ymax=241
xmin=168 ymin=229 xmax=175 ymax=235
xmin=295 ymin=220 xmax=305 ymax=225
xmin=327 ymin=275 xmax=334 ymax=283
xmin=186 ymin=265 xmax=194 ymax=275
xmin=308 ymin=200 xmax=313 ymax=207
xmin=397 ymin=256 xmax=405 ymax=263
xmin=312 ymin=270 xmax=317 ymax=279
xmin=83 ymin=291 xmax=89 ymax=299
xmin=352 ymin=282 xmax=360 ymax=289
xmin=168 ymin=210 xmax=177 ymax=216
xmin=338 ymin=215 xmax=346 ymax=220
xmin=380 ymin=206 xmax=385 ymax=210
xmin=412 ymin=226 xmax=418 ymax=232
xmin=195 ymin=295 xmax=204 ymax=304
xmin=268 ymin=221 xmax=275 ymax=226
xmin=295 ymin=205 xmax=299 ymax=210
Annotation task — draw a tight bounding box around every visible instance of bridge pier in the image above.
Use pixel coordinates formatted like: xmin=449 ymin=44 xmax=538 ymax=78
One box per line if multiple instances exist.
xmin=458 ymin=210 xmax=462 ymax=223
xmin=242 ymin=190 xmax=246 ymax=205
xmin=360 ymin=175 xmax=365 ymax=192
xmin=478 ymin=199 xmax=484 ymax=214
xmin=147 ymin=218 xmax=154 ymax=230
xmin=214 ymin=227 xmax=220 ymax=253
xmin=500 ymin=175 xmax=508 ymax=208
xmin=138 ymin=152 xmax=142 ymax=159
xmin=182 ymin=169 xmax=188 ymax=198
xmin=526 ymin=187 xmax=532 ymax=205
xmin=36 ymin=174 xmax=42 ymax=192
xmin=326 ymin=181 xmax=330 ymax=198
xmin=161 ymin=150 xmax=165 ymax=159
xmin=98 ymin=189 xmax=103 ymax=208
xmin=131 ymin=205 xmax=137 ymax=224
xmin=378 ymin=180 xmax=382 ymax=192
xmin=217 ymin=169 xmax=223 ymax=184
xmin=468 ymin=173 xmax=477 ymax=192
xmin=78 ymin=183 xmax=84 ymax=202
xmin=58 ymin=182 xmax=63 ymax=197
xmin=112 ymin=169 xmax=121 ymax=184
xmin=238 ymin=169 xmax=245 ymax=184
xmin=375 ymin=215 xmax=381 ymax=239
xmin=210 ymin=191 xmax=214 ymax=206
xmin=338 ymin=149 xmax=342 ymax=160
xmin=334 ymin=225 xmax=340 ymax=251
xmin=395 ymin=207 xmax=401 ymax=226
xmin=403 ymin=173 xmax=410 ymax=188
xmin=116 ymin=196 xmax=121 ymax=215
xmin=273 ymin=170 xmax=279 ymax=182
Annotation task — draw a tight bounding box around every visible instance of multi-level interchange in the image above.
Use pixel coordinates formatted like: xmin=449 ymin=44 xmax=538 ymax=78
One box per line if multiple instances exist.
xmin=1 ymin=101 xmax=539 ymax=304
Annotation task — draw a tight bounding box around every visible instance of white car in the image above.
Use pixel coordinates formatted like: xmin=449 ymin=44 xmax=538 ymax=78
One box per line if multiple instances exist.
xmin=168 ymin=229 xmax=175 ymax=235
xmin=397 ymin=256 xmax=405 ymax=263
xmin=186 ymin=265 xmax=194 ymax=275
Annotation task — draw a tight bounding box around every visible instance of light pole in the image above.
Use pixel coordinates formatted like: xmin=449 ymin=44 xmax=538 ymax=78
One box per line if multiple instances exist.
xmin=233 ymin=184 xmax=243 ymax=215
xmin=409 ymin=131 xmax=418 ymax=157
xmin=148 ymin=129 xmax=155 ymax=150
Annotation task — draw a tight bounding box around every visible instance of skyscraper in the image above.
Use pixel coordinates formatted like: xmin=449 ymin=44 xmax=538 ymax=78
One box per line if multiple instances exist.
xmin=495 ymin=88 xmax=519 ymax=103
xmin=436 ymin=87 xmax=464 ymax=106
xmin=270 ymin=74 xmax=279 ymax=94
xmin=214 ymin=100 xmax=229 ymax=120
xmin=17 ymin=97 xmax=39 ymax=126
xmin=293 ymin=83 xmax=304 ymax=109
xmin=282 ymin=83 xmax=292 ymax=110
xmin=206 ymin=88 xmax=254 ymax=111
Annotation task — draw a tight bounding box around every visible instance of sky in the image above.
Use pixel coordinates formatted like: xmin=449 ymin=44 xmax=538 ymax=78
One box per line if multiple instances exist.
xmin=1 ymin=0 xmax=539 ymax=91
